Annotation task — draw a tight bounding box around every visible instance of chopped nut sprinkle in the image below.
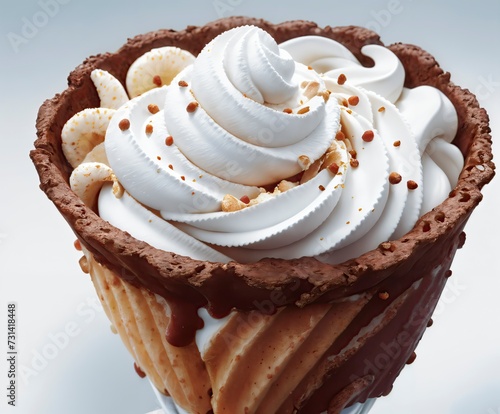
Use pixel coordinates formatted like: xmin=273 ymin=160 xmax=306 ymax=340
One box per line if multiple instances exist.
xmin=318 ymin=90 xmax=331 ymax=102
xmin=349 ymin=149 xmax=357 ymax=159
xmin=362 ymin=130 xmax=374 ymax=142
xmin=157 ymin=156 xmax=161 ymax=160
xmin=319 ymin=185 xmax=326 ymax=191
xmin=380 ymin=241 xmax=396 ymax=252
xmin=165 ymin=136 xmax=174 ymax=146
xmin=393 ymin=140 xmax=401 ymax=147
xmin=178 ymin=80 xmax=189 ymax=87
xmin=240 ymin=195 xmax=250 ymax=204
xmin=148 ymin=104 xmax=160 ymax=114
xmin=328 ymin=163 xmax=340 ymax=175
xmin=298 ymin=155 xmax=311 ymax=171
xmin=118 ymin=118 xmax=130 ymax=131
xmin=168 ymin=164 xmax=173 ymax=170
xmin=186 ymin=101 xmax=199 ymax=112
xmin=222 ymin=194 xmax=247 ymax=212
xmin=297 ymin=106 xmax=310 ymax=115
xmin=283 ymin=107 xmax=293 ymax=114
xmin=348 ymin=95 xmax=359 ymax=106
xmin=389 ymin=172 xmax=402 ymax=184
xmin=378 ymin=291 xmax=390 ymax=300
xmin=378 ymin=106 xmax=386 ymax=112
xmin=145 ymin=124 xmax=153 ymax=134
xmin=337 ymin=73 xmax=347 ymax=85
xmin=153 ymin=75 xmax=162 ymax=87
xmin=335 ymin=131 xmax=345 ymax=141
xmin=180 ymin=176 xmax=186 ymax=181
xmin=277 ymin=180 xmax=298 ymax=192
xmin=350 ymin=158 xmax=359 ymax=168
xmin=407 ymin=180 xmax=419 ymax=190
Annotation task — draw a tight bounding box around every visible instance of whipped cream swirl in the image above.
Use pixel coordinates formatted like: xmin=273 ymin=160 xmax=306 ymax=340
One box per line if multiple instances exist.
xmin=68 ymin=26 xmax=464 ymax=264
xmin=161 ymin=26 xmax=341 ymax=187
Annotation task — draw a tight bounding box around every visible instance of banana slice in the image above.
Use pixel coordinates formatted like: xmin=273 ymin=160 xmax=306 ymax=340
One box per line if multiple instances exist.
xmin=81 ymin=142 xmax=109 ymax=165
xmin=62 ymin=108 xmax=115 ymax=168
xmin=90 ymin=69 xmax=129 ymax=109
xmin=125 ymin=46 xmax=195 ymax=98
xmin=70 ymin=162 xmax=123 ymax=209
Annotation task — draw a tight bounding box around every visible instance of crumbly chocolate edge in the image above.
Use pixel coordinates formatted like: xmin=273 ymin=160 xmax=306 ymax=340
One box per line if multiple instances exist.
xmin=31 ymin=16 xmax=495 ymax=308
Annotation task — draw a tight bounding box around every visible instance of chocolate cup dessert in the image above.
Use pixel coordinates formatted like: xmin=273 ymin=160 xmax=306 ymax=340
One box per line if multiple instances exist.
xmin=31 ymin=17 xmax=494 ymax=414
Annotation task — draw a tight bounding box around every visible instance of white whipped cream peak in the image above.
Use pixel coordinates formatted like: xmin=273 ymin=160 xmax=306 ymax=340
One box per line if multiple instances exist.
xmin=163 ymin=65 xmax=340 ymax=187
xmin=176 ymin=25 xmax=341 ymax=186
xmin=223 ymin=26 xmax=297 ymax=104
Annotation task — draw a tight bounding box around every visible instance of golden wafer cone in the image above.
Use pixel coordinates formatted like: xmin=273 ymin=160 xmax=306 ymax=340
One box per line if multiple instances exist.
xmin=202 ymin=296 xmax=373 ymax=413
xmin=85 ymin=252 xmax=212 ymax=414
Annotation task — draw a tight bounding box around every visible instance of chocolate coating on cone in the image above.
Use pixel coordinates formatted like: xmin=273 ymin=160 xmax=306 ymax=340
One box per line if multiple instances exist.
xmin=31 ymin=17 xmax=494 ymax=412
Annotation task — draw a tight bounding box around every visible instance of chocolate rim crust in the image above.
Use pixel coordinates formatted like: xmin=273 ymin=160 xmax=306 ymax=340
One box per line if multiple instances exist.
xmin=31 ymin=17 xmax=494 ymax=315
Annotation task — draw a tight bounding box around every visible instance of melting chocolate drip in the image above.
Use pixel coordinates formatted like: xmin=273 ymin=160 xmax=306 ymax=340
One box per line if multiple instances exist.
xmin=165 ymin=297 xmax=205 ymax=347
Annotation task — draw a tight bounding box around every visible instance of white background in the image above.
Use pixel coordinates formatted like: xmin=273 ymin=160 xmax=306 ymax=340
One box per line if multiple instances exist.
xmin=1 ymin=0 xmax=499 ymax=413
